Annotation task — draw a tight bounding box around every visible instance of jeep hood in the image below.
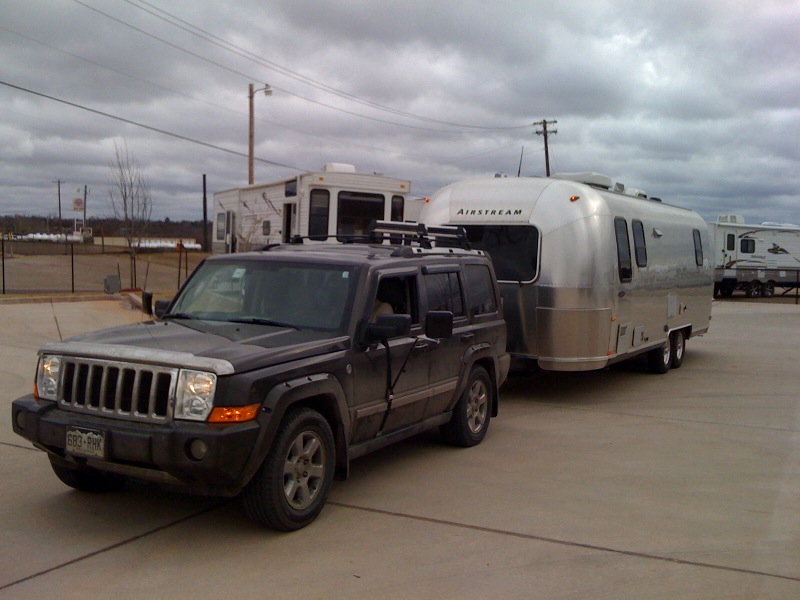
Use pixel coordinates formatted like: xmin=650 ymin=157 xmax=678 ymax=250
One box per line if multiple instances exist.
xmin=40 ymin=320 xmax=351 ymax=374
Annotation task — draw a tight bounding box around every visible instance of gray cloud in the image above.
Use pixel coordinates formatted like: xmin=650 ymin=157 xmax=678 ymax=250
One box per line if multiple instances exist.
xmin=0 ymin=0 xmax=798 ymax=227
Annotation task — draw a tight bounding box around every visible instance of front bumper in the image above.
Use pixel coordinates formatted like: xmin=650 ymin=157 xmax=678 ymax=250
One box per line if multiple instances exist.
xmin=12 ymin=395 xmax=262 ymax=496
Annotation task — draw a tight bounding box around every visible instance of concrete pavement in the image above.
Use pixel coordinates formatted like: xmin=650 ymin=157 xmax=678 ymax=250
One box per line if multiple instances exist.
xmin=1 ymin=299 xmax=799 ymax=598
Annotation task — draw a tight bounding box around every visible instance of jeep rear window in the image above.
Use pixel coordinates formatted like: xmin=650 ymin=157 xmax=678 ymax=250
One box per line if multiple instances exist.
xmin=462 ymin=225 xmax=540 ymax=283
xmin=169 ymin=261 xmax=358 ymax=332
xmin=463 ymin=264 xmax=498 ymax=316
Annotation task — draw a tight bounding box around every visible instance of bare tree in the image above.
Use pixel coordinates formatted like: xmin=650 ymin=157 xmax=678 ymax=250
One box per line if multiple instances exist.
xmin=108 ymin=141 xmax=153 ymax=250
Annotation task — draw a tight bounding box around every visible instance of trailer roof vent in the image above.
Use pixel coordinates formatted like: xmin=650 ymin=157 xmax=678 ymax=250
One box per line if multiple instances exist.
xmin=623 ymin=188 xmax=648 ymax=199
xmin=552 ymin=172 xmax=613 ymax=189
xmin=762 ymin=221 xmax=800 ymax=228
xmin=717 ymin=214 xmax=745 ymax=224
xmin=322 ymin=163 xmax=357 ymax=173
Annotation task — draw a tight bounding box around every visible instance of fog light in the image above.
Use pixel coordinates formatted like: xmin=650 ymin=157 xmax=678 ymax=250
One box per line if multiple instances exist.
xmin=15 ymin=410 xmax=26 ymax=431
xmin=187 ymin=438 xmax=208 ymax=461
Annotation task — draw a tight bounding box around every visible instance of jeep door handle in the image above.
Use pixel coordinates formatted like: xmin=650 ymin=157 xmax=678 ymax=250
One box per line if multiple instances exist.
xmin=460 ymin=333 xmax=475 ymax=343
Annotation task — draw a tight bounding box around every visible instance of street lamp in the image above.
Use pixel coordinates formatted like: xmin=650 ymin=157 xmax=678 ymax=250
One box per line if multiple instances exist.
xmin=249 ymin=83 xmax=272 ymax=185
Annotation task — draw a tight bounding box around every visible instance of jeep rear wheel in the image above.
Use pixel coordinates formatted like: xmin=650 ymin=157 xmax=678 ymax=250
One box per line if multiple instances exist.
xmin=242 ymin=408 xmax=334 ymax=531
xmin=440 ymin=366 xmax=492 ymax=447
xmin=49 ymin=456 xmax=126 ymax=493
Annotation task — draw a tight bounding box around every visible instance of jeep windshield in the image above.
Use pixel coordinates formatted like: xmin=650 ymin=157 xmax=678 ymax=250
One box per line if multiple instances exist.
xmin=166 ymin=259 xmax=359 ymax=332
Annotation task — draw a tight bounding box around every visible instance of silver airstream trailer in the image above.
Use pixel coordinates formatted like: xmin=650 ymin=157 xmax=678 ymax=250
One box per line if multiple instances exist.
xmin=418 ymin=173 xmax=713 ymax=373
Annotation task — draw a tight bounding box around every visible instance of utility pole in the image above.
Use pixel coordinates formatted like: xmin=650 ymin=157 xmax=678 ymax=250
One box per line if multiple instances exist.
xmin=53 ymin=179 xmax=63 ymax=233
xmin=534 ymin=119 xmax=557 ymax=176
xmin=248 ymin=83 xmax=272 ymax=185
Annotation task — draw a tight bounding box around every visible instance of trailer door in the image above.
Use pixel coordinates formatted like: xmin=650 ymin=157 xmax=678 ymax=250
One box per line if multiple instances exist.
xmin=613 ymin=217 xmax=634 ymax=353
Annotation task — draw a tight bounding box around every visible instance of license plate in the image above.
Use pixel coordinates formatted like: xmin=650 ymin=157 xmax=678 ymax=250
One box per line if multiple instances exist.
xmin=66 ymin=427 xmax=106 ymax=458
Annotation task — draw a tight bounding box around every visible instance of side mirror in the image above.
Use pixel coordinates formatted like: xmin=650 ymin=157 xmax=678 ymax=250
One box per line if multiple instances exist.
xmin=365 ymin=314 xmax=412 ymax=344
xmin=154 ymin=300 xmax=171 ymax=319
xmin=425 ymin=311 xmax=453 ymax=339
xmin=142 ymin=291 xmax=154 ymax=316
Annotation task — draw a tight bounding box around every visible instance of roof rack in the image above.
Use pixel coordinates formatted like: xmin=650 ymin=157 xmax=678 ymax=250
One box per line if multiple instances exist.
xmin=367 ymin=221 xmax=471 ymax=250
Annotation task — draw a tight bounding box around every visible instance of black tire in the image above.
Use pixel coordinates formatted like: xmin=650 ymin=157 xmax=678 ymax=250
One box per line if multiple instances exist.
xmin=49 ymin=457 xmax=126 ymax=493
xmin=761 ymin=281 xmax=775 ymax=298
xmin=647 ymin=336 xmax=671 ymax=374
xmin=746 ymin=281 xmax=762 ymax=298
xmin=440 ymin=366 xmax=492 ymax=447
xmin=242 ymin=408 xmax=335 ymax=531
xmin=670 ymin=329 xmax=686 ymax=369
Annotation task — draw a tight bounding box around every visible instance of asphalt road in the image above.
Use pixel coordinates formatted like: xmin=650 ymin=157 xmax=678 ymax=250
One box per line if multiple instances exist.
xmin=1 ymin=299 xmax=799 ymax=599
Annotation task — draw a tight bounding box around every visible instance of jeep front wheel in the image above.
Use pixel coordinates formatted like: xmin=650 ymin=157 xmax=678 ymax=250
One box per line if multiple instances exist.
xmin=242 ymin=408 xmax=334 ymax=531
xmin=440 ymin=365 xmax=492 ymax=447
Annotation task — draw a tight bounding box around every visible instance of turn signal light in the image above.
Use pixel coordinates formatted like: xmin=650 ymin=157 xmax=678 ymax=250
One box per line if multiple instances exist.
xmin=208 ymin=403 xmax=261 ymax=423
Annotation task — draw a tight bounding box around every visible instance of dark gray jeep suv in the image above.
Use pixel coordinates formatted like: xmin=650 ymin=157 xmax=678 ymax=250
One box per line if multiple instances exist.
xmin=12 ymin=223 xmax=509 ymax=530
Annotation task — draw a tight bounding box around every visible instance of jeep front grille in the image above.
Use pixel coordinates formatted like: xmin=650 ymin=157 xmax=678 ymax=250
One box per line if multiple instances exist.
xmin=59 ymin=358 xmax=178 ymax=423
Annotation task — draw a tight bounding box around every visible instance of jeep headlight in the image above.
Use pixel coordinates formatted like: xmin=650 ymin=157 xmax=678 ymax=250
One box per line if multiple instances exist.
xmin=36 ymin=355 xmax=62 ymax=401
xmin=175 ymin=370 xmax=217 ymax=421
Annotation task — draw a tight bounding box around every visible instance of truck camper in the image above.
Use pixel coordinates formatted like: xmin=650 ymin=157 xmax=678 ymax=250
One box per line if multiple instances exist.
xmin=418 ymin=173 xmax=714 ymax=373
xmin=709 ymin=215 xmax=800 ymax=298
xmin=213 ymin=163 xmax=412 ymax=253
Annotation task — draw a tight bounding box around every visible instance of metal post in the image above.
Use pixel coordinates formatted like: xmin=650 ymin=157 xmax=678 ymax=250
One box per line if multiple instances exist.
xmin=2 ymin=237 xmax=5 ymax=295
xmin=70 ymin=243 xmax=75 ymax=293
xmin=248 ymin=83 xmax=255 ymax=185
xmin=202 ymin=174 xmax=209 ymax=252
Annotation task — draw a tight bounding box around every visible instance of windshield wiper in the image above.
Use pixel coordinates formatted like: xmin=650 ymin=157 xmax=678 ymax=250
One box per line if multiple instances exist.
xmin=227 ymin=317 xmax=300 ymax=330
xmin=162 ymin=312 xmax=194 ymax=320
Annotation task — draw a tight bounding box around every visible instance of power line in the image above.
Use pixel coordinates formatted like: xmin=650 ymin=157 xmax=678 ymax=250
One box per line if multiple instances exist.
xmin=0 ymin=24 xmax=435 ymax=162
xmin=70 ymin=0 xmax=529 ymax=134
xmin=0 ymin=79 xmax=305 ymax=172
xmin=124 ymin=0 xmax=529 ymax=131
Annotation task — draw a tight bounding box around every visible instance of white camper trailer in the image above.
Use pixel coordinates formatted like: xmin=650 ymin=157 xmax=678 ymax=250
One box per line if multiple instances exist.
xmin=213 ymin=164 xmax=411 ymax=253
xmin=418 ymin=174 xmax=714 ymax=373
xmin=709 ymin=215 xmax=800 ymax=297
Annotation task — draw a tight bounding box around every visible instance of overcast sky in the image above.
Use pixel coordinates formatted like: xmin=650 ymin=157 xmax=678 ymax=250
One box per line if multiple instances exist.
xmin=1 ymin=0 xmax=798 ymax=226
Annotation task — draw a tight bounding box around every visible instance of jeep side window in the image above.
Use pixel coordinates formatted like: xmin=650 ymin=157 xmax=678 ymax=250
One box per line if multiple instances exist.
xmin=424 ymin=272 xmax=464 ymax=316
xmin=371 ymin=276 xmax=418 ymax=323
xmin=463 ymin=264 xmax=497 ymax=316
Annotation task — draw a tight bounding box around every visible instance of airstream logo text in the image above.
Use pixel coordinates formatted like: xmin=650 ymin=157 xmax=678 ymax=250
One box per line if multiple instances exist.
xmin=455 ymin=209 xmax=523 ymax=216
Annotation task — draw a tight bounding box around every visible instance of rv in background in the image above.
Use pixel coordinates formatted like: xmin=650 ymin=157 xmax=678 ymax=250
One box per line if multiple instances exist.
xmin=418 ymin=173 xmax=714 ymax=374
xmin=709 ymin=215 xmax=800 ymax=298
xmin=213 ymin=163 xmax=412 ymax=253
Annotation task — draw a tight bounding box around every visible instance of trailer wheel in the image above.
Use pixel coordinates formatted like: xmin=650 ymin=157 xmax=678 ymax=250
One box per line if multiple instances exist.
xmin=761 ymin=281 xmax=775 ymax=298
xmin=746 ymin=281 xmax=762 ymax=298
xmin=720 ymin=284 xmax=735 ymax=298
xmin=648 ymin=337 xmax=671 ymax=374
xmin=670 ymin=330 xmax=686 ymax=369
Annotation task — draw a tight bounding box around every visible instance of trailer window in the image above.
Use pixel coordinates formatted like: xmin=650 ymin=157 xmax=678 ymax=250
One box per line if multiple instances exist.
xmin=726 ymin=233 xmax=735 ymax=251
xmin=462 ymin=225 xmax=539 ymax=282
xmin=215 ymin=213 xmax=226 ymax=241
xmin=614 ymin=217 xmax=633 ymax=283
xmin=741 ymin=238 xmax=755 ymax=254
xmin=632 ymin=220 xmax=647 ymax=268
xmin=337 ymin=191 xmax=385 ymax=240
xmin=693 ymin=229 xmax=704 ymax=266
xmin=309 ymin=189 xmax=330 ymax=241
xmin=391 ymin=195 xmax=404 ymax=222
xmin=284 ymin=179 xmax=297 ymax=198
